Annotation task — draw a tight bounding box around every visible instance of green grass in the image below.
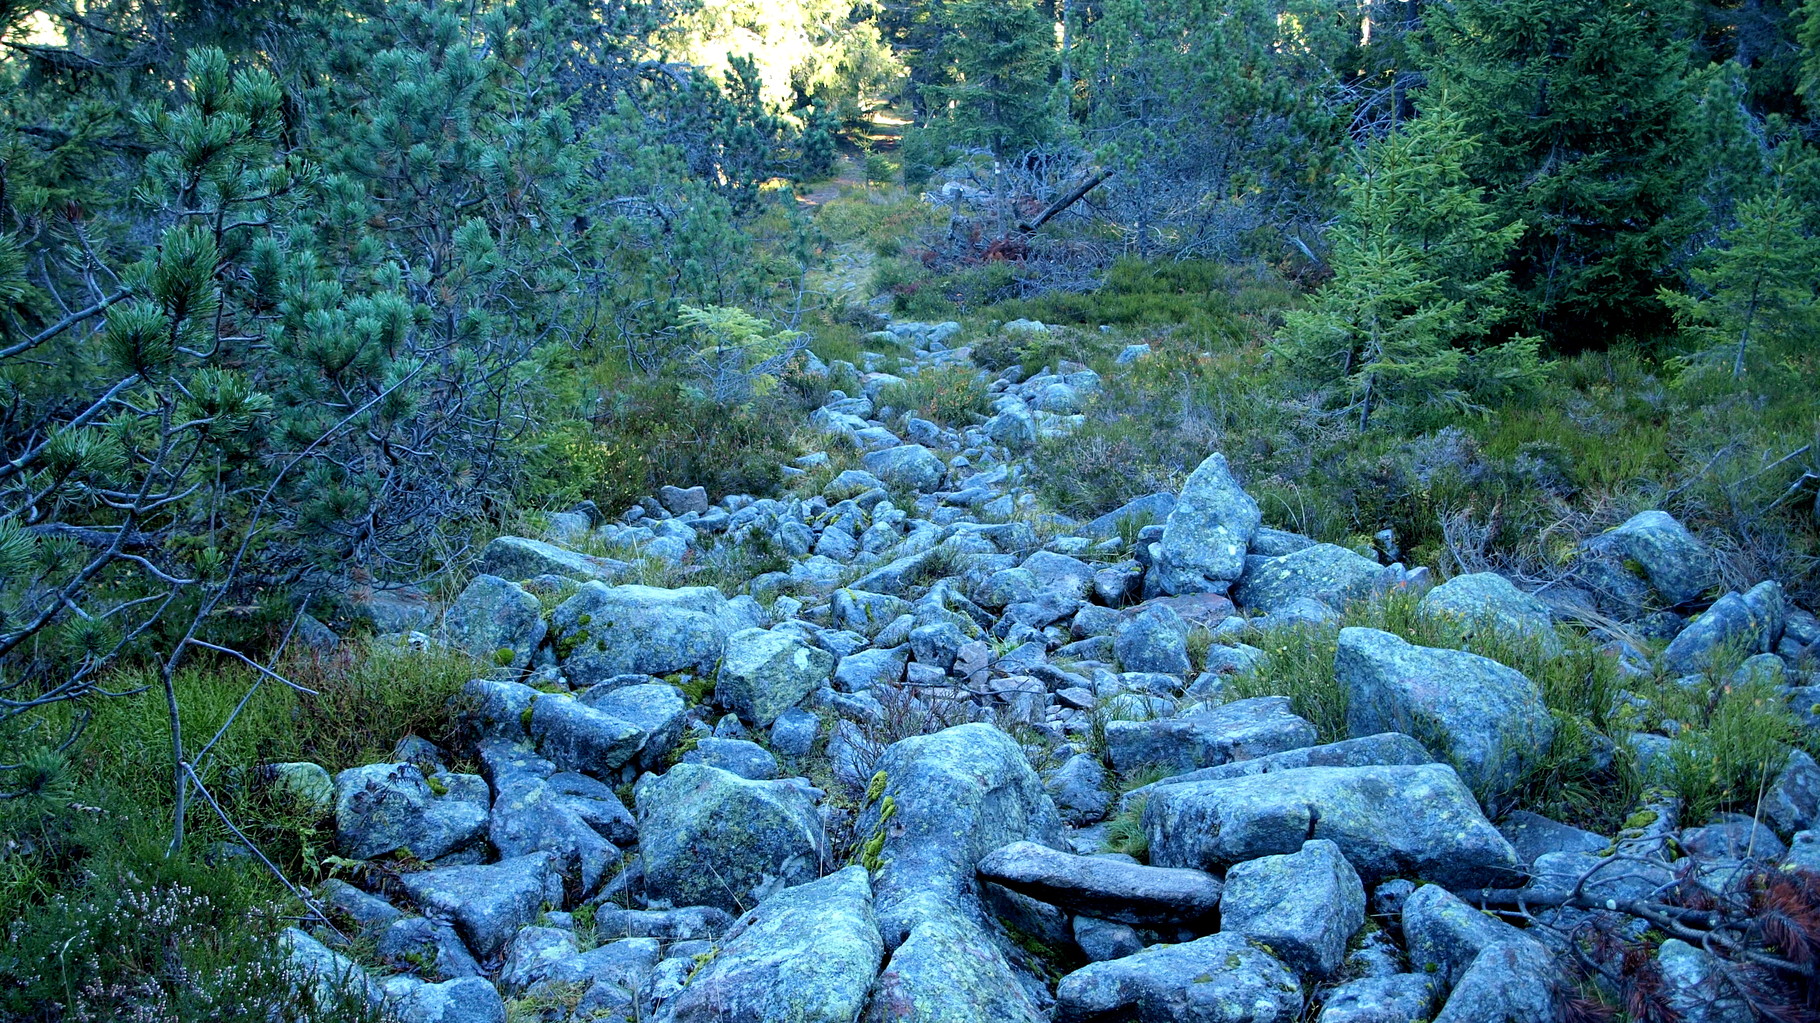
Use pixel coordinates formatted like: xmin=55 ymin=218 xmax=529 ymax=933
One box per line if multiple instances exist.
xmin=876 ymin=364 xmax=991 ymax=425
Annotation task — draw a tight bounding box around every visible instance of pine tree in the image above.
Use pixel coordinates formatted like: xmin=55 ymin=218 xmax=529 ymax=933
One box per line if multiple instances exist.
xmin=1277 ymin=102 xmax=1541 ymax=429
xmin=1663 ymin=183 xmax=1820 ymax=376
xmin=1424 ymin=0 xmax=1710 ymax=342
xmin=913 ymin=0 xmax=1057 ymax=157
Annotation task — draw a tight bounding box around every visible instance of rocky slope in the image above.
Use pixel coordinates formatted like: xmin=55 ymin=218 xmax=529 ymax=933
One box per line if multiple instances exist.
xmin=283 ymin=319 xmax=1820 ymax=1023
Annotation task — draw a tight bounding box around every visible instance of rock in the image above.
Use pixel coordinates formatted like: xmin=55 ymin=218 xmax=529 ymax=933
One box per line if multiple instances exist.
xmin=319 ymin=878 xmax=404 ymax=936
xmin=1083 ymin=493 xmax=1177 ymax=539
xmin=377 ymin=917 xmax=483 ymax=980
xmin=1054 ymin=932 xmax=1302 ymax=1023
xmin=265 ymin=761 xmax=335 ymax=817
xmin=1581 ymin=510 xmax=1720 ymax=607
xmin=1664 ymin=581 xmax=1785 ymax=672
xmin=681 ymin=737 xmax=781 ymax=779
xmin=442 ymin=575 xmax=546 ymax=670
xmin=854 ymin=723 xmax=1065 ymax=944
xmin=1786 ymin=830 xmax=1820 ymax=872
xmin=1105 ymin=696 xmax=1317 ymax=775
xmin=717 ymin=628 xmax=836 ymax=727
xmin=1143 ymin=764 xmax=1519 ymax=888
xmin=635 ymin=763 xmax=826 ymax=914
xmin=1115 ymin=343 xmax=1151 ymax=364
xmin=659 ymin=484 xmax=710 ymax=516
xmin=488 ymin=774 xmax=618 ymax=897
xmin=834 ymin=589 xmax=915 ymax=635
xmin=1152 ymin=453 xmax=1260 ymax=596
xmin=836 ymin=646 xmax=910 ymax=691
xmin=1220 ymin=839 xmax=1365 ymax=979
xmin=1418 ymin=573 xmax=1560 ymax=654
xmin=499 ymin=927 xmax=658 ymax=1003
xmin=985 ymin=405 xmax=1037 ymax=449
xmin=1401 ymin=883 xmax=1541 ymax=985
xmin=586 ymin=906 xmax=734 ymax=941
xmin=1336 ymin=627 xmax=1554 ymax=796
xmin=863 ymin=911 xmax=1048 ymax=1023
xmin=863 ymin=444 xmax=946 ymax=492
xmin=581 ymin=682 xmax=688 ymax=769
xmin=1430 ymin=940 xmax=1564 ymax=1023
xmin=1045 ymin=753 xmax=1112 ymax=825
xmin=476 ymin=536 xmax=627 ymax=584
xmin=977 ymin=841 xmax=1222 ymax=926
xmin=530 ymin=693 xmax=646 ymax=775
xmin=550 ymin=583 xmax=728 ymax=684
xmin=1760 ymin=747 xmax=1820 ymax=837
xmin=1114 ymin=605 xmax=1192 ymax=675
xmin=770 ymin=707 xmax=821 ymax=757
xmin=1680 ymin=814 xmax=1785 ymax=860
xmin=281 ymin=926 xmax=382 ymax=1009
xmin=399 ymin=853 xmax=562 ymax=958
xmin=1251 ymin=528 xmax=1317 ymax=557
xmin=1498 ymin=811 xmax=1609 ymax=865
xmin=1316 ymin=975 xmax=1438 ymax=1023
xmin=1234 ymin=544 xmax=1394 ymax=614
xmin=659 ymin=866 xmax=883 ymax=1023
xmin=1655 ymin=938 xmax=1756 ymax=1023
xmin=386 ymin=976 xmax=507 ymax=1023
xmin=1122 ymin=733 xmax=1433 ymax=809
xmin=334 ymin=762 xmax=486 ymax=861
xmin=353 ymin=584 xmax=436 ymax=633
xmin=1072 ymin=915 xmax=1144 ymax=962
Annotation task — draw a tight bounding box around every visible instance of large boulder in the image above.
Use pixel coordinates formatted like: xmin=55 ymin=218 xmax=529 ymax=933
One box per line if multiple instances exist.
xmin=1336 ymin=627 xmax=1554 ymax=796
xmin=488 ymin=773 xmax=619 ymax=897
xmin=1143 ymin=764 xmax=1519 ymax=888
xmin=549 ymin=583 xmax=728 ymax=685
xmin=1106 ymin=696 xmax=1317 ymax=776
xmin=580 ymin=682 xmax=689 ymax=770
xmin=1053 ymin=933 xmax=1302 ymax=1023
xmin=635 ymin=763 xmax=826 ymax=914
xmin=1123 ymin=732 xmax=1432 ymax=809
xmin=862 ymin=444 xmax=946 ymax=491
xmin=476 ymin=536 xmax=627 ymax=584
xmin=976 ymin=841 xmax=1222 ymax=926
xmin=334 ymin=763 xmax=486 ymax=862
xmin=659 ymin=866 xmax=884 ymax=1023
xmin=399 ymin=854 xmax=563 ymax=958
xmin=1663 ymin=581 xmax=1785 ymax=672
xmin=529 ymin=693 xmax=646 ymax=776
xmin=1114 ymin=605 xmax=1192 ymax=675
xmin=1430 ymin=940 xmax=1564 ymax=1023
xmin=717 ymin=628 xmax=837 ymax=727
xmin=1152 ymin=453 xmax=1260 ymax=596
xmin=442 ymin=575 xmax=546 ymax=670
xmin=1580 ymin=510 xmax=1720 ymax=608
xmin=385 ymin=976 xmax=506 ymax=1023
xmin=1418 ymin=573 xmax=1560 ymax=654
xmin=1220 ymin=839 xmax=1365 ymax=979
xmin=863 ymin=911 xmax=1048 ymax=1023
xmin=1235 ymin=544 xmax=1394 ymax=614
xmin=1401 ymin=883 xmax=1543 ymax=985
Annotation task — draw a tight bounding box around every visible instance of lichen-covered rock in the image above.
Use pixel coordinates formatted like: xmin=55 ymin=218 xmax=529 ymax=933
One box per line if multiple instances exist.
xmin=384 ymin=976 xmax=506 ymax=1023
xmin=1760 ymin=747 xmax=1820 ymax=837
xmin=1663 ymin=581 xmax=1786 ymax=672
xmin=1580 ymin=510 xmax=1720 ymax=607
xmin=863 ymin=910 xmax=1048 ymax=1023
xmin=580 ymin=682 xmax=689 ymax=769
xmin=334 ymin=762 xmax=486 ymax=861
xmin=836 ymin=646 xmax=910 ymax=691
xmin=1105 ymin=696 xmax=1316 ymax=776
xmin=399 ymin=853 xmax=563 ymax=958
xmin=716 ymin=628 xmax=836 ymax=727
xmin=1072 ymin=916 xmax=1144 ymax=962
xmin=1053 ymin=932 xmax=1301 ymax=1023
xmin=488 ymin=774 xmax=618 ymax=896
xmin=476 ymin=535 xmax=628 ymax=584
xmin=377 ymin=917 xmax=483 ymax=981
xmin=1418 ymin=572 xmax=1560 ymax=654
xmin=1654 ymin=938 xmax=1756 ymax=1023
xmin=1143 ymin=764 xmax=1519 ymax=888
xmin=1316 ymin=975 xmax=1438 ymax=1023
xmin=977 ymin=840 xmax=1221 ymax=926
xmin=1336 ymin=627 xmax=1554 ymax=796
xmin=281 ymin=926 xmax=383 ymax=1009
xmin=550 ymin=582 xmax=728 ymax=684
xmin=1152 ymin=453 xmax=1260 ymax=596
xmin=442 ymin=574 xmax=546 ymax=670
xmin=660 ymin=866 xmax=884 ymax=1023
xmin=529 ymin=692 xmax=646 ymax=776
xmin=1045 ymin=753 xmax=1112 ymax=825
xmin=1430 ymin=940 xmax=1564 ymax=1023
xmin=1234 ymin=544 xmax=1394 ymax=614
xmin=1220 ymin=839 xmax=1364 ymax=979
xmin=1401 ymin=883 xmax=1541 ymax=985
xmin=1114 ymin=604 xmax=1192 ymax=675
xmin=681 ymin=737 xmax=781 ymax=779
xmin=635 ymin=763 xmax=826 ymax=914
xmin=1121 ymin=733 xmax=1433 ymax=811
xmin=265 ymin=761 xmax=335 ymax=817
xmin=862 ymin=444 xmax=946 ymax=491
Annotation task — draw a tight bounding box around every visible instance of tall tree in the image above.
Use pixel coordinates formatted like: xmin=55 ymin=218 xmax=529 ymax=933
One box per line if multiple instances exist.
xmin=1424 ymin=0 xmax=1711 ymax=342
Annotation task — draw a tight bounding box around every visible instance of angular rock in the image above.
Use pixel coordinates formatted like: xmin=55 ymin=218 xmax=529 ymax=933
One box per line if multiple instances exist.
xmin=1083 ymin=493 xmax=1177 ymax=539
xmin=581 ymin=682 xmax=688 ymax=769
xmin=659 ymin=866 xmax=884 ymax=1023
xmin=862 ymin=444 xmax=946 ymax=492
xmin=1153 ymin=453 xmax=1260 ymax=596
xmin=1581 ymin=510 xmax=1720 ymax=607
xmin=334 ymin=762 xmax=486 ymax=861
xmin=1655 ymin=938 xmax=1756 ymax=1023
xmin=488 ymin=776 xmax=618 ymax=897
xmin=1234 ymin=544 xmax=1392 ymax=614
xmin=377 ymin=916 xmax=483 ymax=980
xmin=1336 ymin=627 xmax=1554 ymax=796
xmin=530 ymin=693 xmax=646 ymax=776
xmin=1402 ymin=883 xmax=1541 ymax=985
xmin=442 ymin=574 xmax=546 ymax=670
xmin=717 ymin=628 xmax=836 ymax=727
xmin=1045 ymin=753 xmax=1112 ymax=825
xmin=477 ymin=536 xmax=627 ymax=584
xmin=1316 ymin=975 xmax=1437 ymax=1023
xmin=1418 ymin=572 xmax=1560 ymax=654
xmin=1220 ymin=839 xmax=1365 ymax=979
xmin=863 ymin=911 xmax=1047 ymax=1023
xmin=385 ymin=976 xmax=505 ymax=1023
xmin=1143 ymin=764 xmax=1519 ymax=888
xmin=1072 ymin=916 xmax=1144 ymax=962
xmin=836 ymin=646 xmax=909 ymax=691
xmin=1760 ymin=747 xmax=1820 ymax=837
xmin=1664 ymin=581 xmax=1786 ymax=672
xmin=587 ymin=906 xmax=734 ymax=941
xmin=1498 ymin=810 xmax=1609 ymax=865
xmin=1114 ymin=604 xmax=1192 ymax=675
xmin=281 ymin=926 xmax=383 ymax=1009
xmin=1106 ymin=696 xmax=1317 ymax=775
xmin=399 ymin=853 xmax=562 ymax=958
xmin=266 ymin=761 xmax=335 ymax=817
xmin=977 ymin=841 xmax=1221 ymax=926
xmin=1123 ymin=732 xmax=1433 ymax=810
xmin=636 ymin=763 xmax=826 ymax=914
xmin=834 ymin=589 xmax=915 ymax=636
xmin=550 ymin=583 xmax=727 ymax=684
xmin=1430 ymin=940 xmax=1563 ymax=1023
xmin=681 ymin=737 xmax=780 ymax=779
xmin=1054 ymin=932 xmax=1301 ymax=1023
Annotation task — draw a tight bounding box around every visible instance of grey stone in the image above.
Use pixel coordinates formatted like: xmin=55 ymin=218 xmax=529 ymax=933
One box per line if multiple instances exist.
xmin=1664 ymin=581 xmax=1786 ymax=672
xmin=476 ymin=536 xmax=628 ymax=583
xmin=1760 ymin=747 xmax=1820 ymax=837
xmin=385 ymin=976 xmax=505 ymax=1023
xmin=1054 ymin=932 xmax=1301 ymax=1023
xmin=1430 ymin=940 xmax=1564 ymax=1023
xmin=985 ymin=405 xmax=1037 ymax=449
xmin=456 ymin=678 xmax=537 ymax=743
xmin=488 ymin=775 xmax=618 ymax=897
xmin=659 ymin=484 xmax=711 ymax=516
xmin=1498 ymin=810 xmax=1609 ymax=865
xmin=862 ymin=444 xmax=946 ymax=491
xmin=659 ymin=866 xmax=883 ymax=1023
xmin=1251 ymin=528 xmax=1317 ymax=557
xmin=1122 ymin=732 xmax=1434 ymax=810
xmin=1143 ymin=764 xmax=1519 ymax=888
xmin=1114 ymin=605 xmax=1192 ymax=675
xmin=1045 ymin=753 xmax=1112 ymax=825
xmin=1234 ymin=544 xmax=1393 ymax=614
xmin=1680 ymin=814 xmax=1785 ymax=860
xmin=834 ymin=589 xmax=915 ymax=636
xmin=1106 ymin=696 xmax=1316 ymax=775
xmin=442 ymin=575 xmax=546 ymax=670
xmin=1581 ymin=510 xmax=1720 ymax=607
xmin=1153 ymin=453 xmax=1260 ymax=596
xmin=398 ymin=853 xmax=561 ymax=957
xmin=1316 ymin=975 xmax=1438 ymax=1023
xmin=635 ymin=763 xmax=826 ymax=914
xmin=1083 ymin=493 xmax=1177 ymax=539
xmin=682 ymin=737 xmax=781 ymax=779
xmin=281 ymin=926 xmax=382 ymax=1009
xmin=550 ymin=582 xmax=728 ymax=684
xmin=587 ymin=905 xmax=735 ymax=941
xmin=265 ymin=761 xmax=335 ymax=817
xmin=1655 ymin=938 xmax=1755 ymax=1023
xmin=319 ymin=878 xmax=403 ymax=936
xmin=977 ymin=840 xmax=1222 ymax=926
xmin=1419 ymin=572 xmax=1560 ymax=654
xmin=1402 ymin=883 xmax=1541 ymax=985
xmin=836 ymin=646 xmax=909 ymax=691
xmin=1072 ymin=915 xmax=1144 ymax=962
xmin=770 ymin=707 xmax=821 ymax=757
xmin=717 ymin=628 xmax=836 ymax=727
xmin=1788 ymin=830 xmax=1820 ymax=872
xmin=1220 ymin=839 xmax=1365 ymax=979
xmin=581 ymin=682 xmax=688 ymax=769
xmin=377 ymin=916 xmax=482 ymax=980
xmin=530 ymin=692 xmax=646 ymax=775
xmin=862 ymin=910 xmax=1047 ymax=1023
xmin=1337 ymin=627 xmax=1555 ymax=796
xmin=333 ymin=762 xmax=486 ymax=861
